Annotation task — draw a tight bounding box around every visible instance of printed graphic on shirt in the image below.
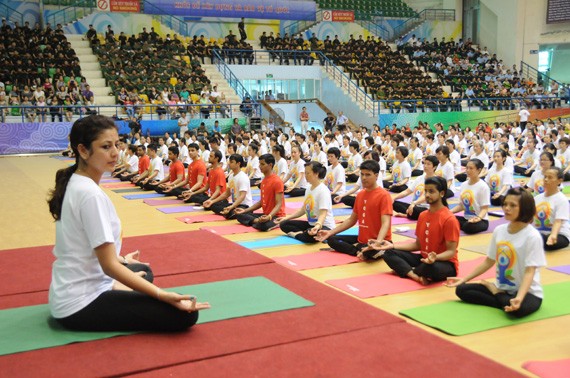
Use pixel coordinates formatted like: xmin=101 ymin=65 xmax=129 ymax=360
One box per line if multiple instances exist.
xmin=525 ymin=156 xmax=533 ymax=169
xmin=534 ymin=179 xmax=544 ymax=194
xmin=392 ymin=166 xmax=402 ymax=183
xmin=324 ymin=172 xmax=334 ymax=191
xmin=304 ymin=194 xmax=317 ymax=222
xmin=534 ymin=201 xmax=552 ymax=230
xmin=489 ymin=174 xmax=501 ymax=193
xmin=435 ymin=169 xmax=443 ymax=177
xmin=228 ymin=180 xmax=236 ymax=202
xmin=348 ymin=157 xmax=356 ymax=171
xmin=496 ymin=241 xmax=516 ymax=287
xmin=290 ymin=166 xmax=298 ymax=182
xmin=460 ymin=189 xmax=476 ymax=216
xmin=412 ymin=183 xmax=424 ymax=202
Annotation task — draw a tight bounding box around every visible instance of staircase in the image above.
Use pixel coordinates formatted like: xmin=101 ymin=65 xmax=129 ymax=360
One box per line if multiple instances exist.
xmin=201 ymin=64 xmax=245 ymax=115
xmin=66 ymin=34 xmax=116 ymax=115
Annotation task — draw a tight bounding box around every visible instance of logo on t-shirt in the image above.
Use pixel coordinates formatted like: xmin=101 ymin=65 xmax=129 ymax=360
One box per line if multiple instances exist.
xmin=412 ymin=184 xmax=424 ymax=202
xmin=534 ymin=201 xmax=552 ymax=230
xmin=325 ymin=172 xmax=334 ymax=191
xmin=228 ymin=180 xmax=236 ymax=202
xmin=489 ymin=175 xmax=501 ymax=193
xmin=460 ymin=189 xmax=476 ymax=217
xmin=392 ymin=166 xmax=402 ymax=183
xmin=304 ymin=194 xmax=317 ymax=222
xmin=496 ymin=241 xmax=516 ymax=287
xmin=534 ymin=179 xmax=544 ymax=194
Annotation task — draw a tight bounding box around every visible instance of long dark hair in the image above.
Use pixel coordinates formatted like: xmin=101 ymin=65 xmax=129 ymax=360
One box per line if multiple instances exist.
xmin=47 ymin=115 xmax=117 ymax=220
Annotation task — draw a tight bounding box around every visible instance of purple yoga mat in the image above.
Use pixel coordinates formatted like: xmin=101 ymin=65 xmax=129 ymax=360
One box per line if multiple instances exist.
xmin=548 ymin=265 xmax=570 ymax=275
xmin=157 ymin=205 xmax=202 ymax=214
xmin=144 ymin=199 xmax=184 ymax=206
xmin=100 ymin=178 xmax=121 ymax=183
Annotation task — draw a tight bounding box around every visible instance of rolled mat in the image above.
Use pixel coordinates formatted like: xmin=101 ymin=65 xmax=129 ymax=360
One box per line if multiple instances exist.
xmin=399 ymin=281 xmax=570 ymax=336
xmin=0 ymin=230 xmax=271 ymax=297
xmin=176 ymin=214 xmax=227 ymax=224
xmin=123 ymin=193 xmax=165 ymax=200
xmin=238 ymin=236 xmax=305 ymax=249
xmin=325 ymin=257 xmax=494 ymax=298
xmin=201 ymin=224 xmax=260 ymax=235
xmin=273 ymin=251 xmax=360 ymax=271
xmin=0 ymin=276 xmax=314 ymax=356
xmin=523 ymin=358 xmax=570 ymax=378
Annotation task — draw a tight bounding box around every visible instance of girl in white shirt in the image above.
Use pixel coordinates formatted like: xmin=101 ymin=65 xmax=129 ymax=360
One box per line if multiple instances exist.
xmin=271 ymin=144 xmax=289 ymax=182
xmin=451 ymin=158 xmax=490 ymax=234
xmin=486 ymin=150 xmax=513 ymax=206
xmin=311 ymin=141 xmax=328 ymax=166
xmin=447 ymin=187 xmax=546 ymax=318
xmin=47 ymin=115 xmax=208 ymax=332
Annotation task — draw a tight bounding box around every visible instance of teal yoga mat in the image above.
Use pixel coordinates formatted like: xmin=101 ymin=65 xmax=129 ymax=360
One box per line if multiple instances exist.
xmin=238 ymin=236 xmax=306 ymax=249
xmin=0 ymin=277 xmax=313 ymax=356
xmin=399 ymin=281 xmax=570 ymax=336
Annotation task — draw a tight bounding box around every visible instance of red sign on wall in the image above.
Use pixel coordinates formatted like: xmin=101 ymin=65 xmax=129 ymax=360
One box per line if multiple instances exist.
xmin=97 ymin=0 xmax=140 ymax=13
xmin=322 ymin=10 xmax=354 ymax=22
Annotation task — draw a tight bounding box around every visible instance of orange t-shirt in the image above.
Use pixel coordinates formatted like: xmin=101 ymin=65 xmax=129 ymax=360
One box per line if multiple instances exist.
xmin=207 ymin=166 xmax=226 ymax=196
xmin=138 ymin=155 xmax=150 ymax=175
xmin=415 ymin=206 xmax=460 ymax=273
xmin=260 ymin=173 xmax=285 ymax=217
xmin=188 ymin=159 xmax=207 ymax=188
xmin=353 ymin=186 xmax=393 ymax=244
xmin=169 ymin=160 xmax=185 ymax=183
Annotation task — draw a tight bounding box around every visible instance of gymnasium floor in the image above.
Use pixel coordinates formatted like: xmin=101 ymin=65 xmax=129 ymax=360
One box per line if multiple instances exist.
xmin=1 ymin=154 xmax=569 ymax=376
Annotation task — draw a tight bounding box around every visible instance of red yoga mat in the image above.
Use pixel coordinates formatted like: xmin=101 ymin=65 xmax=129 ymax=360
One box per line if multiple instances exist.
xmin=0 ymin=230 xmax=271 ymax=297
xmin=201 ymin=224 xmax=260 ymax=235
xmin=176 ymin=214 xmax=227 ymax=224
xmin=326 ymin=257 xmax=495 ymax=298
xmin=0 ymin=263 xmax=403 ymax=377
xmin=523 ymin=359 xmax=570 ymax=378
xmin=130 ymin=322 xmax=522 ymax=378
xmin=273 ymin=251 xmax=360 ymax=271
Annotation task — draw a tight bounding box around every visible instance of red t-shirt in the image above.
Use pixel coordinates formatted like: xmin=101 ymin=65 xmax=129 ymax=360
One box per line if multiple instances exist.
xmin=353 ymin=186 xmax=393 ymax=244
xmin=188 ymin=159 xmax=207 ymax=189
xmin=415 ymin=206 xmax=460 ymax=272
xmin=207 ymin=166 xmax=226 ymax=196
xmin=138 ymin=155 xmax=150 ymax=175
xmin=169 ymin=160 xmax=185 ymax=183
xmin=260 ymin=173 xmax=285 ymax=217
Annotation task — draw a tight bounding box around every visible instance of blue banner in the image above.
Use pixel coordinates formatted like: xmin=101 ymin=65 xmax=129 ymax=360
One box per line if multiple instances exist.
xmin=144 ymin=0 xmax=316 ymax=21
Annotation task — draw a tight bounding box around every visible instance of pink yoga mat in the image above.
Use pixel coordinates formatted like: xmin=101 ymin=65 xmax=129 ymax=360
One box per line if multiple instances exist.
xmin=101 ymin=182 xmax=135 ymax=188
xmin=325 ymin=257 xmax=494 ymax=298
xmin=100 ymin=178 xmax=121 ymax=183
xmin=176 ymin=214 xmax=227 ymax=224
xmin=201 ymin=224 xmax=260 ymax=235
xmin=143 ymin=198 xmax=184 ymax=206
xmin=523 ymin=359 xmax=570 ymax=378
xmin=273 ymin=251 xmax=360 ymax=271
xmin=285 ymin=202 xmax=304 ymax=209
xmin=157 ymin=205 xmax=201 ymax=214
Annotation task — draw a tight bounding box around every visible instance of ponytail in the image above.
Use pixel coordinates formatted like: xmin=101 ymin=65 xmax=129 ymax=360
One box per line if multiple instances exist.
xmin=48 ymin=163 xmax=78 ymax=220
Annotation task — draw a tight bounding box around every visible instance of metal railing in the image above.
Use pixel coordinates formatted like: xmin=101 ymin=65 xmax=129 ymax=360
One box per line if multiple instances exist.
xmin=142 ymin=0 xmax=189 ymax=37
xmin=0 ymin=2 xmax=24 ymax=26
xmin=282 ymin=9 xmax=323 ymax=37
xmin=355 ymin=20 xmax=390 ymax=40
xmin=520 ymin=61 xmax=566 ymax=94
xmin=0 ymin=103 xmax=262 ymax=123
xmin=46 ymin=0 xmax=97 ymax=27
xmin=211 ymin=49 xmax=258 ymax=104
xmin=392 ymin=9 xmax=455 ymax=41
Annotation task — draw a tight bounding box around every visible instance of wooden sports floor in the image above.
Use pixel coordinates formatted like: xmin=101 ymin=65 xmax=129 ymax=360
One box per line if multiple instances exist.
xmin=1 ymin=154 xmax=569 ymax=376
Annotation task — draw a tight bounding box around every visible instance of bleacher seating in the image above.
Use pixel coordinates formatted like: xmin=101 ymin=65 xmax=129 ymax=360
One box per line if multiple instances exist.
xmin=317 ymin=0 xmax=417 ymax=19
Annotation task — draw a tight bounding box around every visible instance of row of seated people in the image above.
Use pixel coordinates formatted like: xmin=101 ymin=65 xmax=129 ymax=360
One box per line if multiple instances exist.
xmin=402 ymin=36 xmax=562 ymax=108
xmin=0 ymin=21 xmax=80 ymax=88
xmin=110 ymin=126 xmax=567 ymax=318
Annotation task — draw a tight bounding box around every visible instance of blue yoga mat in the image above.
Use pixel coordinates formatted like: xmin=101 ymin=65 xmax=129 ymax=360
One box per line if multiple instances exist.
xmin=123 ymin=193 xmax=166 ymax=200
xmin=338 ymin=227 xmax=359 ymax=236
xmin=332 ymin=208 xmax=353 ymax=216
xmin=239 ymin=236 xmax=306 ymax=249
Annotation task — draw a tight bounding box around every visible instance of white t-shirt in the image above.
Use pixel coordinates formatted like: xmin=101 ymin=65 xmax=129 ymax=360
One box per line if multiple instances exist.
xmin=527 ymin=170 xmax=545 ymax=194
xmin=202 ymin=149 xmax=210 ymax=163
xmin=391 ymin=160 xmax=412 ymax=184
xmin=436 ymin=161 xmax=456 ymax=193
xmin=408 ymin=148 xmax=423 ymax=171
xmin=126 ymin=154 xmax=139 ymax=174
xmin=520 ymin=149 xmax=540 ymax=170
xmin=303 ymin=183 xmax=336 ymax=229
xmin=408 ymin=175 xmax=428 ymax=208
xmin=347 ymin=153 xmax=363 ymax=173
xmin=485 ymin=165 xmax=513 ymax=195
xmin=324 ymin=164 xmax=346 ymax=195
xmin=534 ymin=191 xmax=570 ymax=239
xmin=228 ymin=170 xmax=253 ymax=206
xmin=556 ymin=149 xmax=570 ymax=169
xmin=472 ymin=151 xmax=490 ymax=168
xmin=150 ymin=156 xmax=165 ymax=181
xmin=311 ymin=150 xmax=327 ymax=165
xmin=179 ymin=145 xmax=191 ymax=165
xmin=459 ymin=179 xmax=490 ymax=220
xmin=273 ymin=157 xmax=288 ymax=178
xmin=505 ymin=156 xmax=515 ymax=173
xmin=356 ymin=174 xmax=383 ymax=189
xmin=519 ymin=109 xmax=530 ymax=122
xmin=50 ymin=174 xmax=121 ymax=318
xmin=247 ymin=156 xmax=263 ymax=179
xmin=158 ymin=144 xmax=168 ymax=160
xmin=487 ymin=224 xmax=545 ymax=297
xmin=288 ymin=159 xmax=308 ymax=188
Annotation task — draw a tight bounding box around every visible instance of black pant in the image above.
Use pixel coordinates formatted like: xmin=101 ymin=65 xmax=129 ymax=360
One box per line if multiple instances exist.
xmin=120 ymin=173 xmax=137 ymax=182
xmin=346 ymin=173 xmax=359 ymax=183
xmin=455 ymin=173 xmax=467 ymax=182
xmin=382 ymin=181 xmax=408 ymax=193
xmin=326 ymin=235 xmax=382 ymax=259
xmin=455 ymin=283 xmax=542 ymax=318
xmin=541 ymin=233 xmax=570 ymax=251
xmin=286 ymin=187 xmax=306 ymax=197
xmin=514 ymin=166 xmax=534 ymax=177
xmin=185 ymin=193 xmax=209 ymax=204
xmin=384 ymin=249 xmax=456 ymax=282
xmin=392 ymin=201 xmax=428 ymax=220
xmin=236 ymin=213 xmax=276 ymax=232
xmin=411 ymin=169 xmax=423 ymax=177
xmin=456 ymin=216 xmax=489 ymax=234
xmin=210 ymin=201 xmax=246 ymax=219
xmin=279 ymin=220 xmax=330 ymax=243
xmin=490 ymin=194 xmax=505 ymax=207
xmin=55 ymin=264 xmax=198 ymax=332
xmin=341 ymin=195 xmax=356 ymax=208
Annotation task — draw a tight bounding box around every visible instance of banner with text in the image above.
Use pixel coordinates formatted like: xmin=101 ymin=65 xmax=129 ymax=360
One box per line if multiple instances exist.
xmin=96 ymin=0 xmax=140 ymax=13
xmin=144 ymin=0 xmax=316 ymax=21
xmin=322 ymin=10 xmax=355 ymax=22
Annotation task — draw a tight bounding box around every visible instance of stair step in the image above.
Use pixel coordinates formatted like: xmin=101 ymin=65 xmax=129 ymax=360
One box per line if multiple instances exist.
xmin=78 ymin=55 xmax=98 ymax=63
xmin=82 ymin=70 xmax=103 ymax=79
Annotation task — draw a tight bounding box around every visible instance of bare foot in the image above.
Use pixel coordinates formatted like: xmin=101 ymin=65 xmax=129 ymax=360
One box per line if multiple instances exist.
xmin=418 ymin=276 xmax=431 ymax=286
xmin=287 ymin=231 xmax=301 ymax=238
xmin=480 ymin=280 xmax=502 ymax=295
xmin=393 ymin=212 xmax=406 ymax=218
xmin=408 ymin=271 xmax=422 ymax=283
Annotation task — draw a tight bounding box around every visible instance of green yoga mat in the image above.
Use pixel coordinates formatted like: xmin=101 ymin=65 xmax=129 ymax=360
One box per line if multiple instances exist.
xmin=399 ymin=281 xmax=570 ymax=336
xmin=0 ymin=277 xmax=313 ymax=356
xmin=112 ymin=187 xmax=143 ymax=193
